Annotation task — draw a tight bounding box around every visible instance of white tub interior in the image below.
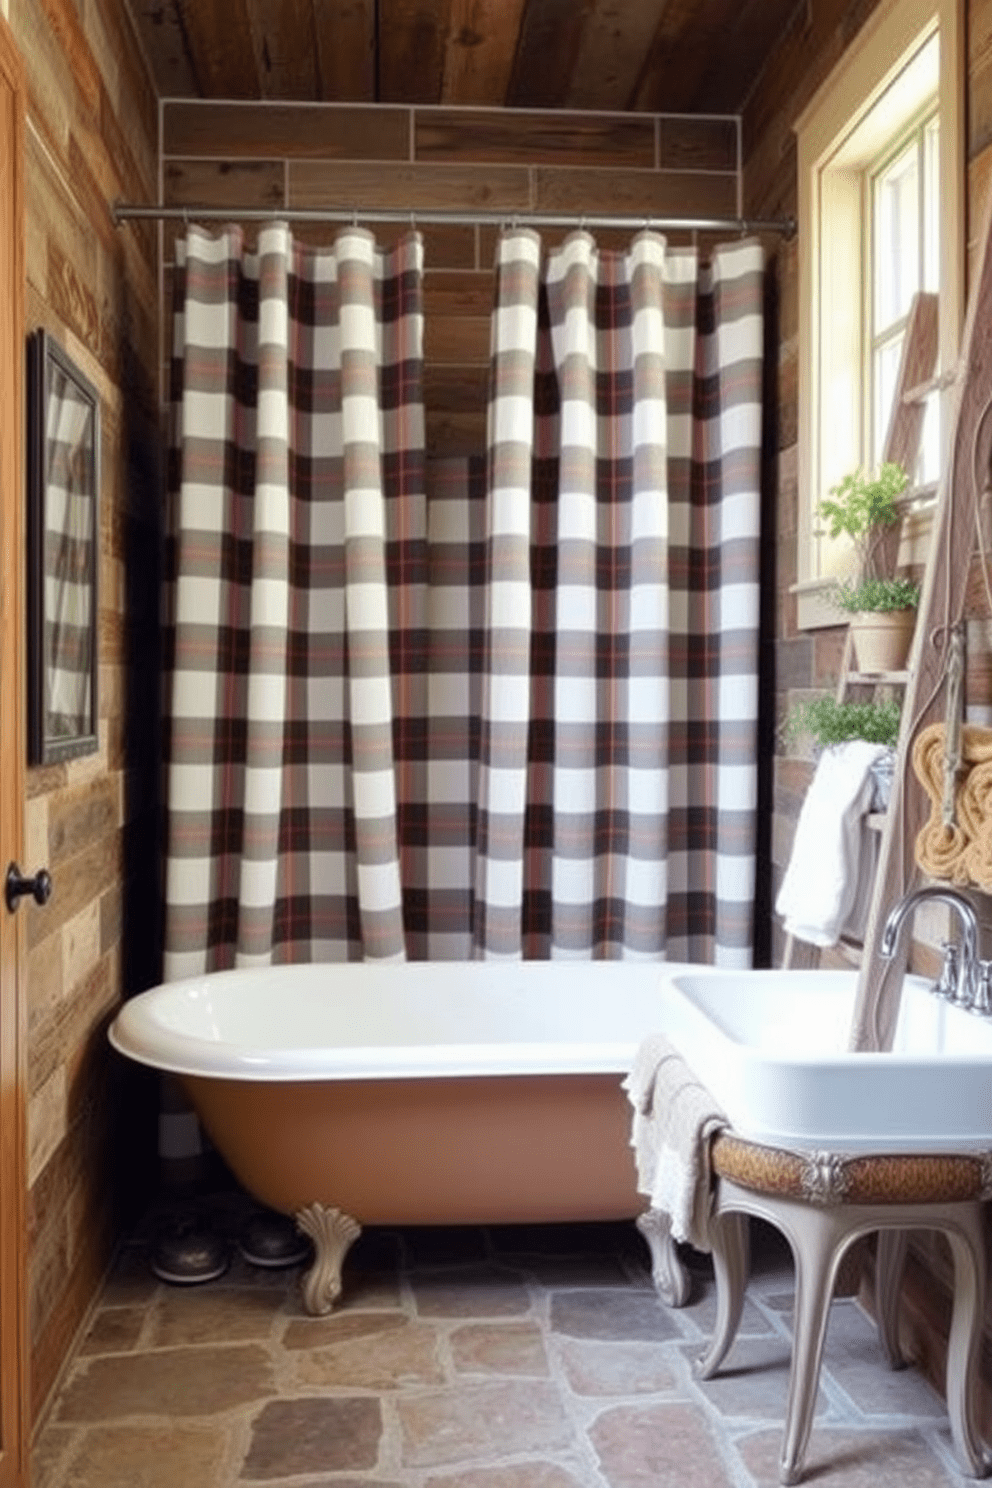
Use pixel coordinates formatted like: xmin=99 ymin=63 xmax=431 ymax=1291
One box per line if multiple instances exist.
xmin=110 ymin=960 xmax=692 ymax=1081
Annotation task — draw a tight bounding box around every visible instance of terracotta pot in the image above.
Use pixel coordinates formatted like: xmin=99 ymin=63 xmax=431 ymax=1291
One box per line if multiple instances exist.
xmin=849 ymin=608 xmax=916 ymax=674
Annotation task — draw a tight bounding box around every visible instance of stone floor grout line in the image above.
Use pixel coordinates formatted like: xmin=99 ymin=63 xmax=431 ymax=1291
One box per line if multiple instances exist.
xmin=539 ymin=1284 xmax=616 ymax=1487
xmin=537 ymin=1307 xmax=610 ymax=1488
xmin=125 ymin=1292 xmax=154 ymax=1354
xmin=34 ymin=1423 xmax=79 ymax=1488
xmin=431 ymin=1316 xmax=459 ymax=1384
xmin=706 ymin=1415 xmax=763 ymax=1488
xmin=374 ymin=1387 xmax=406 ymax=1481
xmin=921 ymin=1422 xmax=973 ymax=1484
xmin=220 ymin=1406 xmax=249 ymax=1487
xmin=397 ymin=1265 xmax=418 ymax=1320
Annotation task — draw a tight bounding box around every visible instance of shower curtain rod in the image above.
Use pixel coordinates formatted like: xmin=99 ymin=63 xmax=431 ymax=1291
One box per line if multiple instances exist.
xmin=112 ymin=202 xmax=797 ymax=237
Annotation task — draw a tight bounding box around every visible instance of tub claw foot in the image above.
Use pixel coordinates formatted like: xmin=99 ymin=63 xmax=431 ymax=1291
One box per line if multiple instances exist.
xmin=636 ymin=1208 xmax=690 ymax=1308
xmin=294 ymin=1204 xmax=362 ymax=1315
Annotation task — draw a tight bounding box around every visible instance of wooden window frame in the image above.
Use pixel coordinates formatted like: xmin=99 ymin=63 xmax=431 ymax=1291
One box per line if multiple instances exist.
xmin=793 ymin=0 xmax=964 ymax=630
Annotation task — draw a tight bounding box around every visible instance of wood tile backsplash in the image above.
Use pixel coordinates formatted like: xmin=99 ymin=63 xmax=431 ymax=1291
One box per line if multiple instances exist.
xmin=161 ymin=99 xmax=740 ymax=455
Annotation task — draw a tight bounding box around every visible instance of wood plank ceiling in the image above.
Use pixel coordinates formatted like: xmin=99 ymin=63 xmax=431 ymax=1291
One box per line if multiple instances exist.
xmin=126 ymin=0 xmax=801 ymax=113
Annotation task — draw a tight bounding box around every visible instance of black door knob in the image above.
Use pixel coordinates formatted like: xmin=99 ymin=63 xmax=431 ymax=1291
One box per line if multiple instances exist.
xmin=5 ymin=863 xmax=53 ymax=913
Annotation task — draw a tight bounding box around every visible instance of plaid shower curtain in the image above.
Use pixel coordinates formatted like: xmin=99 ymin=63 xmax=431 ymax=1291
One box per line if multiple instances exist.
xmin=164 ymin=224 xmax=424 ymax=976
xmin=163 ymin=223 xmax=763 ymax=975
xmin=473 ymin=229 xmax=763 ymax=963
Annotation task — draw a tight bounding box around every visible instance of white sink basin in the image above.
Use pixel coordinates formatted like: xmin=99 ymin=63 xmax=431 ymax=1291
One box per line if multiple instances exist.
xmin=659 ymin=968 xmax=992 ymax=1153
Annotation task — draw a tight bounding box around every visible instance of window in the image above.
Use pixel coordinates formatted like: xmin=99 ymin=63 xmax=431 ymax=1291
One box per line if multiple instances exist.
xmin=794 ymin=0 xmax=963 ymax=629
xmin=871 ymin=106 xmax=941 ymax=479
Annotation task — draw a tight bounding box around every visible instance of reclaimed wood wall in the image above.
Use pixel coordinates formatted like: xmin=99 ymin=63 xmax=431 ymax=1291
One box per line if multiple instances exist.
xmin=161 ymin=99 xmax=740 ymax=454
xmin=742 ymin=0 xmax=992 ymax=1422
xmin=5 ymin=0 xmax=159 ymax=1423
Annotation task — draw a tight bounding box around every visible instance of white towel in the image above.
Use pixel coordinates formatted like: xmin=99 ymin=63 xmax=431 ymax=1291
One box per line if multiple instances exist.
xmin=623 ymin=1033 xmax=727 ymax=1251
xmin=775 ymin=740 xmax=888 ymax=948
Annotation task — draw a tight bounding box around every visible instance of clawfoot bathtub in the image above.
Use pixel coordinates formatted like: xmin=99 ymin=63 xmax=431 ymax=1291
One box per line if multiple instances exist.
xmin=110 ymin=960 xmax=692 ymax=1312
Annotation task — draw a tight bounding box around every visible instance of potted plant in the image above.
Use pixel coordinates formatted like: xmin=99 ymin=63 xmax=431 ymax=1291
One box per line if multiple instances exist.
xmin=831 ymin=574 xmax=920 ymax=673
xmin=816 ymin=463 xmax=920 ymax=672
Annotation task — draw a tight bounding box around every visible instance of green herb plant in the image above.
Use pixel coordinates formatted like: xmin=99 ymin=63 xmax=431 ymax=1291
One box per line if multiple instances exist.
xmin=816 ymin=462 xmax=909 ymax=585
xmin=831 ymin=575 xmax=921 ymax=614
xmin=786 ymin=695 xmax=901 ymax=751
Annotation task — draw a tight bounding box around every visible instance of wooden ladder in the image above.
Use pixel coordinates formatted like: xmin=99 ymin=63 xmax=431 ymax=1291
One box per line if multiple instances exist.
xmin=849 ymin=183 xmax=992 ymax=1048
xmin=783 ymin=289 xmax=940 ymax=972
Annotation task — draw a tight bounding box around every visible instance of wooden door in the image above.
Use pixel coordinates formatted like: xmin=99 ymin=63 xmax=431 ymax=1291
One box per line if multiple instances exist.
xmin=0 ymin=17 xmax=28 ymax=1488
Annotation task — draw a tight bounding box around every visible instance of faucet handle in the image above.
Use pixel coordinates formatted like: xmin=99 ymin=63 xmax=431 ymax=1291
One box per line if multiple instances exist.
xmin=971 ymin=962 xmax=992 ymax=1016
xmin=935 ymin=940 xmax=959 ymax=1000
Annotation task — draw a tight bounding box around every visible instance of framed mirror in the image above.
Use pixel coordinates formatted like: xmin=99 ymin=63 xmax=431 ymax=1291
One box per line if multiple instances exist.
xmin=27 ymin=330 xmax=100 ymax=765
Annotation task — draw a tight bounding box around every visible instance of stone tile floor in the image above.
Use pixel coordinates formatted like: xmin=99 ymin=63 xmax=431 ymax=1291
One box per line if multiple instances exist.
xmin=32 ymin=1195 xmax=976 ymax=1488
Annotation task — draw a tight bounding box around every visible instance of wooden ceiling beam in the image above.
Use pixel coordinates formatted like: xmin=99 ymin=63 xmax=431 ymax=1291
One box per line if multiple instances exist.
xmin=506 ymin=0 xmax=593 ymax=110
xmin=676 ymin=0 xmax=801 ymax=115
xmin=378 ymin=0 xmax=453 ymax=104
xmin=313 ymin=0 xmax=376 ymax=102
xmin=121 ymin=0 xmax=199 ymax=99
xmin=566 ymin=0 xmax=668 ymax=113
xmin=176 ymin=0 xmax=261 ymax=98
xmin=440 ymin=0 xmax=529 ymax=106
xmin=246 ymin=0 xmax=319 ymax=98
xmin=631 ymin=0 xmax=732 ymax=113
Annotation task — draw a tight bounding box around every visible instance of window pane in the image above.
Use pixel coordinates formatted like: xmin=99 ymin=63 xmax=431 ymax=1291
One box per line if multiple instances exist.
xmin=873 ymin=334 xmax=904 ymax=464
xmin=874 ymin=141 xmax=919 ymax=330
xmin=924 ymin=114 xmax=940 ymax=290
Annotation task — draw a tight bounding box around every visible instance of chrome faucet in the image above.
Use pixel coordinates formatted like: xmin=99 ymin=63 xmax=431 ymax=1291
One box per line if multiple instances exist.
xmin=880 ymin=886 xmax=992 ymax=1015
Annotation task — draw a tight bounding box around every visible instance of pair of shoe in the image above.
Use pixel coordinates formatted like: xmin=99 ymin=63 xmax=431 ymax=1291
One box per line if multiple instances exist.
xmin=151 ymin=1209 xmax=310 ymax=1284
